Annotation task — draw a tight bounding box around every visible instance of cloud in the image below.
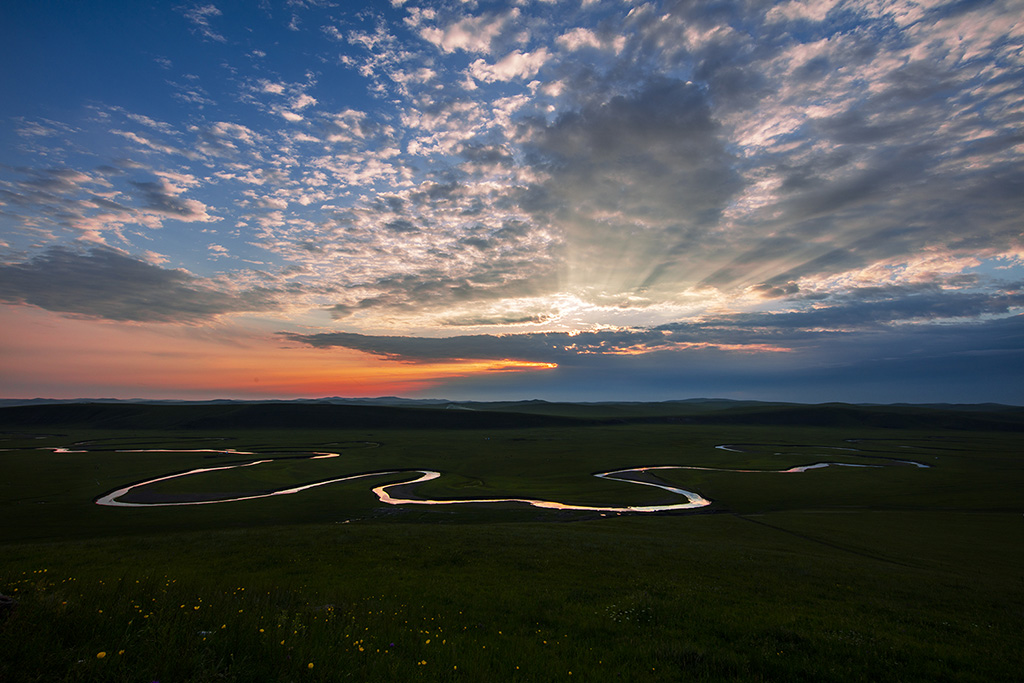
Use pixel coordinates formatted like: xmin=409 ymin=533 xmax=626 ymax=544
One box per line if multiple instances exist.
xmin=0 ymin=247 xmax=276 ymax=323
xmin=556 ymin=27 xmax=625 ymax=54
xmin=469 ymin=48 xmax=550 ymax=83
xmin=179 ymin=4 xmax=227 ymax=43
xmin=557 ymin=27 xmax=602 ymax=51
xmin=0 ymin=163 xmax=222 ymax=245
xmin=766 ymin=0 xmax=840 ymax=24
xmin=520 ymin=77 xmax=741 ymax=299
xmin=628 ymin=0 xmax=1024 ymax=299
xmin=129 ymin=177 xmax=217 ymax=222
xmin=320 ymin=109 xmax=384 ymax=144
xmin=418 ymin=9 xmax=519 ymax=54
xmin=324 ymin=260 xmax=560 ymax=324
xmin=663 ymin=286 xmax=1024 ymax=336
xmin=111 ymin=130 xmax=187 ymax=156
xmin=291 ymin=93 xmax=317 ymax=110
xmin=15 ymin=118 xmax=77 ymax=138
xmin=427 ymin=315 xmax=1024 ymax=404
xmin=281 ymin=328 xmax=666 ymax=363
xmin=284 ymin=279 xmax=1024 ymax=366
xmin=4 ymin=0 xmax=1024 ymax=400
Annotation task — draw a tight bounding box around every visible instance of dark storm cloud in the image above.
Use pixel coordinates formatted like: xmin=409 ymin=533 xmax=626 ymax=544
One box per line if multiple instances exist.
xmin=0 ymin=247 xmax=277 ymax=323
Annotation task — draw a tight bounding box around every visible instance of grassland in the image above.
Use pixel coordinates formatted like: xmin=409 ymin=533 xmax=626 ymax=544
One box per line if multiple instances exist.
xmin=1 ymin=401 xmax=1022 ymax=682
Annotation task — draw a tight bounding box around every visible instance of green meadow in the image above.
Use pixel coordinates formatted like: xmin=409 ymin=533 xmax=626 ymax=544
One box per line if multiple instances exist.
xmin=1 ymin=402 xmax=1022 ymax=682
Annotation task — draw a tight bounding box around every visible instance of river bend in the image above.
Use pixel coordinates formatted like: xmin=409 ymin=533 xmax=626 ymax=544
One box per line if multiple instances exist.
xmin=91 ymin=445 xmax=929 ymax=513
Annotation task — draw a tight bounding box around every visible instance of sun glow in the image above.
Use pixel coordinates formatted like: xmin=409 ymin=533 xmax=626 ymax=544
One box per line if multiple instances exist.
xmin=0 ymin=305 xmax=557 ymax=399
xmin=598 ymin=342 xmax=793 ymax=355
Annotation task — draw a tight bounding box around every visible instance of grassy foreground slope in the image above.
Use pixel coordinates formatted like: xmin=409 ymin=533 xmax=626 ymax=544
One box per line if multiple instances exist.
xmin=1 ymin=401 xmax=1022 ymax=682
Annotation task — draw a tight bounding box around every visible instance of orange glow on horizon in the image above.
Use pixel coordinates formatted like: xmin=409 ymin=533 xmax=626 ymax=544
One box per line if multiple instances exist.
xmin=0 ymin=305 xmax=558 ymax=399
xmin=201 ymin=356 xmax=559 ymax=397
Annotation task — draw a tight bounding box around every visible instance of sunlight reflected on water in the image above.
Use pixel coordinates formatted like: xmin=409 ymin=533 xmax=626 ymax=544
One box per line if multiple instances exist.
xmin=90 ymin=444 xmax=929 ymax=512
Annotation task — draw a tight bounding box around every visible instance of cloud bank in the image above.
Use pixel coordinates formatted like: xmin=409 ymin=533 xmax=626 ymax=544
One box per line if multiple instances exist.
xmin=0 ymin=247 xmax=276 ymax=323
xmin=2 ymin=0 xmax=1022 ymax=401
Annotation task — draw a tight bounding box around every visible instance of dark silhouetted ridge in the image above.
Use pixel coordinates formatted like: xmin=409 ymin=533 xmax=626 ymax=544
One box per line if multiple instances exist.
xmin=0 ymin=400 xmax=1020 ymax=432
xmin=673 ymin=403 xmax=1024 ymax=431
xmin=0 ymin=402 xmax=591 ymax=431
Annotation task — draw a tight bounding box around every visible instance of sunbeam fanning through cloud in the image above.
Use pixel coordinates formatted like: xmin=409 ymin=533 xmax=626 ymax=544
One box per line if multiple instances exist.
xmin=2 ymin=0 xmax=1022 ymax=402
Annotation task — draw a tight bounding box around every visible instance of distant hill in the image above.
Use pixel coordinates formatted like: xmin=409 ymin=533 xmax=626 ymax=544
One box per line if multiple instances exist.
xmin=668 ymin=402 xmax=1024 ymax=431
xmin=0 ymin=399 xmax=1021 ymax=432
xmin=0 ymin=401 xmax=589 ymax=431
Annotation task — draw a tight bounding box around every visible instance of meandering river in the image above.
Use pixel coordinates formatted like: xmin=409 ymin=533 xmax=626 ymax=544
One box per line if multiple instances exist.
xmin=90 ymin=444 xmax=929 ymax=513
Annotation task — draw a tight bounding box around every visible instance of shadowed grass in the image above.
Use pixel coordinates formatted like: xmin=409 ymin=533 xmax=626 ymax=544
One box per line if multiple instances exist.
xmin=1 ymin=405 xmax=1022 ymax=681
xmin=2 ymin=513 xmax=1022 ymax=682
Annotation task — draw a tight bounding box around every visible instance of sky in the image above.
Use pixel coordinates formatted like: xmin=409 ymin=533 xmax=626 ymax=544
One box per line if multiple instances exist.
xmin=1 ymin=0 xmax=1022 ymax=404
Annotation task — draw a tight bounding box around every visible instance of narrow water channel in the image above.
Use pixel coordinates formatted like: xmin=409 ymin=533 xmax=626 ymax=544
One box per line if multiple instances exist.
xmin=90 ymin=445 xmax=929 ymax=512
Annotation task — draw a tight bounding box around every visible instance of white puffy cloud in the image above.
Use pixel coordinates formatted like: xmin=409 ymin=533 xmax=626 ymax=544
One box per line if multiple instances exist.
xmin=469 ymin=48 xmax=550 ymax=83
xmin=418 ymin=9 xmax=520 ymax=54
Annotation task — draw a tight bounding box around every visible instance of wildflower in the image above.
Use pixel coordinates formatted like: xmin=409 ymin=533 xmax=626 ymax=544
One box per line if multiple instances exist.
xmin=96 ymin=652 xmax=106 ymax=659
xmin=308 ymin=663 xmax=314 ymax=669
